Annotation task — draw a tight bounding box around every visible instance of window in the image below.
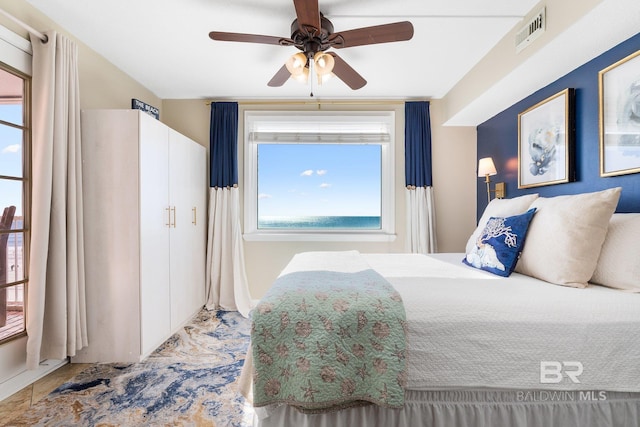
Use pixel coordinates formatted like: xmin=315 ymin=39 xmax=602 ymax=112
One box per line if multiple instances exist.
xmin=244 ymin=111 xmax=395 ymax=241
xmin=0 ymin=65 xmax=29 ymax=344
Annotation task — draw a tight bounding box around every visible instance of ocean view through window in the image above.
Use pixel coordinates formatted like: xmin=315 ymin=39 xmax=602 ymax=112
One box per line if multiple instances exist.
xmin=257 ymin=143 xmax=382 ymax=230
xmin=244 ymin=111 xmax=395 ymax=241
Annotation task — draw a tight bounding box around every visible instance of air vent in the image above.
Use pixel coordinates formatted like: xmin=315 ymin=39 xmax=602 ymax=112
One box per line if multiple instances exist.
xmin=515 ymin=8 xmax=546 ymax=53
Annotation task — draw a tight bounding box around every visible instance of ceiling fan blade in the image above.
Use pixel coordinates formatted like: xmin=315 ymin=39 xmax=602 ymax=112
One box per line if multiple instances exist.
xmin=327 ymin=52 xmax=366 ymax=90
xmin=209 ymin=31 xmax=294 ymax=46
xmin=293 ymin=0 xmax=321 ymax=34
xmin=329 ymin=21 xmax=414 ymax=48
xmin=267 ymin=64 xmax=291 ymax=87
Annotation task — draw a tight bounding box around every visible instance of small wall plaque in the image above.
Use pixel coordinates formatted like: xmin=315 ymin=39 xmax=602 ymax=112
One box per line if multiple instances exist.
xmin=131 ymin=98 xmax=160 ymax=120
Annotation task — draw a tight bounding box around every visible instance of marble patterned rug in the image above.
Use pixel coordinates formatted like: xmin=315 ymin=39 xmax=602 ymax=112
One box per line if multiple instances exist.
xmin=5 ymin=310 xmax=254 ymax=427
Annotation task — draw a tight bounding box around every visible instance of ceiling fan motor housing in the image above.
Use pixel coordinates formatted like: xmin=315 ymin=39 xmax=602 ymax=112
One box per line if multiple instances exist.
xmin=291 ymin=14 xmax=335 ymax=56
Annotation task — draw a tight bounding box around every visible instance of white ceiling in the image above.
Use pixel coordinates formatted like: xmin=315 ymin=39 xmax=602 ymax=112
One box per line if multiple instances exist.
xmin=20 ymin=0 xmax=640 ymax=125
xmin=22 ymin=0 xmax=538 ymax=99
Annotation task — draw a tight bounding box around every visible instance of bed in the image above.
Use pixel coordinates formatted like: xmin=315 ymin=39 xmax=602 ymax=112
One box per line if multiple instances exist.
xmin=239 ymin=188 xmax=640 ymax=427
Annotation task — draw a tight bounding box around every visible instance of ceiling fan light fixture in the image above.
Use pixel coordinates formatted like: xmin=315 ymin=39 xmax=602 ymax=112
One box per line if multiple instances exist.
xmin=286 ymin=52 xmax=307 ymax=76
xmin=313 ymin=51 xmax=334 ymax=76
xmin=317 ymin=72 xmax=333 ymax=85
xmin=291 ymin=66 xmax=309 ymax=83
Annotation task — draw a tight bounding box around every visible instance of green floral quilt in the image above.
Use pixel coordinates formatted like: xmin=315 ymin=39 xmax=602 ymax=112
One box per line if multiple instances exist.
xmin=250 ymin=268 xmax=408 ymax=413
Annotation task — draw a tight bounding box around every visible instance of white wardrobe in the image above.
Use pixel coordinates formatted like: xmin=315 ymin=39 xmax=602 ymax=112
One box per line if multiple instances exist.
xmin=73 ymin=110 xmax=206 ymax=363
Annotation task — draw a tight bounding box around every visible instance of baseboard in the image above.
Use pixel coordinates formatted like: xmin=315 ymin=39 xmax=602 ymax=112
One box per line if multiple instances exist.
xmin=0 ymin=358 xmax=67 ymax=402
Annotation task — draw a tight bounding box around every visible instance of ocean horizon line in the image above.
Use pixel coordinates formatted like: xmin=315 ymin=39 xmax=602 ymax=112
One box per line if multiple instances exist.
xmin=258 ymin=215 xmax=381 ymax=230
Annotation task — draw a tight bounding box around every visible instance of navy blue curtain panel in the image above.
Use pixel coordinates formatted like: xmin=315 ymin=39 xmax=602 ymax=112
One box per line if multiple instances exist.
xmin=404 ymin=101 xmax=433 ymax=187
xmin=210 ymin=102 xmax=239 ymax=187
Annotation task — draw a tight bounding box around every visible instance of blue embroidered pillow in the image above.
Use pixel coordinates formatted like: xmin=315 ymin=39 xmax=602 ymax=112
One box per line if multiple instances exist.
xmin=463 ymin=208 xmax=537 ymax=277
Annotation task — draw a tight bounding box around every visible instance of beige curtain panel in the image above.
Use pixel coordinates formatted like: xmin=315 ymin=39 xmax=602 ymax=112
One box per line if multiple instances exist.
xmin=26 ymin=31 xmax=87 ymax=369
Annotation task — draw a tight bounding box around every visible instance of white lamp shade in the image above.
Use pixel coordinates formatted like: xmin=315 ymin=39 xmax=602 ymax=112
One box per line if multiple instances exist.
xmin=317 ymin=72 xmax=334 ymax=85
xmin=478 ymin=157 xmax=497 ymax=177
xmin=314 ymin=51 xmax=335 ymax=76
xmin=286 ymin=52 xmax=307 ymax=76
xmin=291 ymin=66 xmax=309 ymax=83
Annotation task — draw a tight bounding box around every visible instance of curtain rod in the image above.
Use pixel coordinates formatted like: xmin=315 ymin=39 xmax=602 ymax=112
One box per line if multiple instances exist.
xmin=0 ymin=8 xmax=48 ymax=43
xmin=205 ymin=99 xmax=414 ymax=106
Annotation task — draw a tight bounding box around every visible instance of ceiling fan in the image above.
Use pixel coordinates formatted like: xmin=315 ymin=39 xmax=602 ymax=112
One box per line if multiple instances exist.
xmin=209 ymin=0 xmax=414 ymax=90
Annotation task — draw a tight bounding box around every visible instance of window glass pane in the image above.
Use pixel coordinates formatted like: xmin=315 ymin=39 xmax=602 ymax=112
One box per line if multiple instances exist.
xmin=0 ymin=179 xmax=23 ymax=221
xmin=257 ymin=143 xmax=381 ymax=229
xmin=0 ymin=68 xmax=24 ymax=126
xmin=2 ymin=232 xmax=25 ymax=283
xmin=0 ymin=125 xmax=23 ymax=177
xmin=0 ymin=283 xmax=25 ymax=342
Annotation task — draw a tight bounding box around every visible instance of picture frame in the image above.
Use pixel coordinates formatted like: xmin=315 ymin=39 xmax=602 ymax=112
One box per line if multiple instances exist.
xmin=599 ymin=49 xmax=640 ymax=177
xmin=518 ymin=88 xmax=575 ymax=189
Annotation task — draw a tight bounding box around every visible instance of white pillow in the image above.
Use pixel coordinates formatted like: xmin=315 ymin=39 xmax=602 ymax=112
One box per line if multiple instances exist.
xmin=514 ymin=187 xmax=621 ymax=288
xmin=465 ymin=194 xmax=539 ymax=254
xmin=590 ymin=213 xmax=640 ymax=292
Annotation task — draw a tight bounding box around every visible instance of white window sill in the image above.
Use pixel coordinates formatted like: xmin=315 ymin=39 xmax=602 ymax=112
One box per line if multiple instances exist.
xmin=243 ymin=232 xmax=397 ymax=242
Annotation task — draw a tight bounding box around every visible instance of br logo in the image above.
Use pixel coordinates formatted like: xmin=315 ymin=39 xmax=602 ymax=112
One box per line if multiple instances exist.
xmin=540 ymin=361 xmax=583 ymax=384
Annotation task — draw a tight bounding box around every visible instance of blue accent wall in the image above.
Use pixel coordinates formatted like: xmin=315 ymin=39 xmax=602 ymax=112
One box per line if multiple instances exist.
xmin=477 ymin=32 xmax=640 ymax=220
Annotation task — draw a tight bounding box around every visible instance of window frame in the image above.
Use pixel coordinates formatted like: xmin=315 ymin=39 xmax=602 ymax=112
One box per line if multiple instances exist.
xmin=243 ymin=110 xmax=395 ymax=242
xmin=0 ymin=28 xmax=31 ymax=345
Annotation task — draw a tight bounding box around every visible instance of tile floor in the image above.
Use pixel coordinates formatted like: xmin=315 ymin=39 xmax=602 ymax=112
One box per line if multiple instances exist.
xmin=0 ymin=363 xmax=90 ymax=424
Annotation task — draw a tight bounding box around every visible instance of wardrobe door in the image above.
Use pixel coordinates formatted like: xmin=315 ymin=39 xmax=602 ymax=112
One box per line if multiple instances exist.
xmin=190 ymin=142 xmax=207 ymax=309
xmin=139 ymin=113 xmax=172 ymax=357
xmin=168 ymin=129 xmax=194 ymax=330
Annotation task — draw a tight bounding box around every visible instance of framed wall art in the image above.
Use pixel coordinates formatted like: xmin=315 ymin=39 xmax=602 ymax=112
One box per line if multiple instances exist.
xmin=599 ymin=49 xmax=640 ymax=177
xmin=518 ymin=88 xmax=575 ymax=188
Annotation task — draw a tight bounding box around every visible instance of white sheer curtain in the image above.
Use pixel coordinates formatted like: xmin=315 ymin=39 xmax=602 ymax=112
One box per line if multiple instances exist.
xmin=406 ymin=186 xmax=437 ymax=254
xmin=404 ymin=101 xmax=437 ymax=254
xmin=26 ymin=31 xmax=87 ymax=369
xmin=205 ymin=186 xmax=252 ymax=317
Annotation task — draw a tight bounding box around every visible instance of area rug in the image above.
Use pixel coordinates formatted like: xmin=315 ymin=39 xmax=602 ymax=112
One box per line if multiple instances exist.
xmin=4 ymin=310 xmax=254 ymax=427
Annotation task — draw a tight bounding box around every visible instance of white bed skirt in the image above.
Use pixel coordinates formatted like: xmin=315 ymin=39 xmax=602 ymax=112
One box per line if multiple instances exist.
xmin=254 ymin=389 xmax=640 ymax=427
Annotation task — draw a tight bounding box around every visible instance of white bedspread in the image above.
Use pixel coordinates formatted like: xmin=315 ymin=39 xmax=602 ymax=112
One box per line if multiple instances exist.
xmin=282 ymin=251 xmax=640 ymax=392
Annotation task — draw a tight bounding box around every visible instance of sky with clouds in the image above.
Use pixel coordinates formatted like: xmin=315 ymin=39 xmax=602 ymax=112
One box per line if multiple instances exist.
xmin=258 ymin=143 xmax=381 ymax=217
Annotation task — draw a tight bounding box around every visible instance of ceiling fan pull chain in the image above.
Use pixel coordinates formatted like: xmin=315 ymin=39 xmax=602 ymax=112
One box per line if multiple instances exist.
xmin=309 ymin=56 xmax=314 ymax=97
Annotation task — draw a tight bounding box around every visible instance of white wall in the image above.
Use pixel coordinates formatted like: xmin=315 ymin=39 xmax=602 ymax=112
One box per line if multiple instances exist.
xmin=163 ymin=99 xmax=478 ymax=298
xmin=0 ymin=0 xmax=164 ymax=398
xmin=429 ymin=99 xmax=477 ymax=253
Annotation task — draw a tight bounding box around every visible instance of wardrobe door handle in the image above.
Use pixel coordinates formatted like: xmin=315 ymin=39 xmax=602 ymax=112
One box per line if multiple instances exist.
xmin=171 ymin=207 xmax=176 ymax=228
xmin=192 ymin=207 xmax=197 ymax=225
xmin=165 ymin=207 xmax=171 ymax=227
